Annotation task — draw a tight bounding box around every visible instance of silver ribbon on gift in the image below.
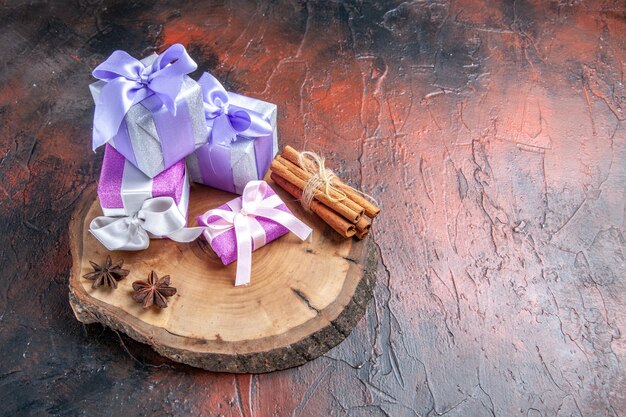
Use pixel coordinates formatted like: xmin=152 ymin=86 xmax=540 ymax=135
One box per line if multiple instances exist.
xmin=89 ymin=197 xmax=204 ymax=251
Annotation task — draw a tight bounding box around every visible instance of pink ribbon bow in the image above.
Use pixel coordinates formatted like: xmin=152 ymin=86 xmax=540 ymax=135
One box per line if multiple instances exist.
xmin=198 ymin=181 xmax=312 ymax=286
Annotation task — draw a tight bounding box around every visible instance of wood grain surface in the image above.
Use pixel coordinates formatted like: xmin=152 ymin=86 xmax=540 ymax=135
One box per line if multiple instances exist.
xmin=68 ymin=182 xmax=376 ymax=373
xmin=0 ymin=1 xmax=624 ymax=416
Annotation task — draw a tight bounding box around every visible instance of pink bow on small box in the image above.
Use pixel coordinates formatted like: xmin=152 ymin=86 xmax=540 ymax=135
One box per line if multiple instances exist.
xmin=197 ymin=180 xmax=312 ymax=286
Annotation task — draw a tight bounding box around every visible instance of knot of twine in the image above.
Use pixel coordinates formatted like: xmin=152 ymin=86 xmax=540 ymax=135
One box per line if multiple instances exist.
xmin=298 ymin=151 xmax=346 ymax=212
xmin=297 ymin=151 xmax=378 ymax=212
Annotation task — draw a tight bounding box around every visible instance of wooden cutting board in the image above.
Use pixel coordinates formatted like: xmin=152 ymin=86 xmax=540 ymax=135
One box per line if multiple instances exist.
xmin=68 ymin=180 xmax=377 ymax=373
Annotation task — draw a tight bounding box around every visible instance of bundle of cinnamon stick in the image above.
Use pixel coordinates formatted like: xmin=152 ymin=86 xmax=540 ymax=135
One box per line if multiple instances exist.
xmin=270 ymin=146 xmax=380 ymax=239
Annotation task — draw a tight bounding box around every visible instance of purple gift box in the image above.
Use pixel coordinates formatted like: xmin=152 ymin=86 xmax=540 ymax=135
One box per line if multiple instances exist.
xmin=186 ymin=73 xmax=278 ymax=195
xmin=197 ymin=186 xmax=290 ymax=265
xmin=98 ymin=145 xmax=189 ymax=219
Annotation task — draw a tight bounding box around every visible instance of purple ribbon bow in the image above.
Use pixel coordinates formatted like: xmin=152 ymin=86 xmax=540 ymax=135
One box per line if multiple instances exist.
xmin=198 ymin=72 xmax=273 ymax=146
xmin=92 ymin=44 xmax=197 ymax=151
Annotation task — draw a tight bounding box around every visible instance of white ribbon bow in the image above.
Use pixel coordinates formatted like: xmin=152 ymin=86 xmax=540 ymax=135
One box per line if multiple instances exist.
xmin=199 ymin=181 xmax=312 ymax=286
xmin=89 ymin=197 xmax=204 ymax=251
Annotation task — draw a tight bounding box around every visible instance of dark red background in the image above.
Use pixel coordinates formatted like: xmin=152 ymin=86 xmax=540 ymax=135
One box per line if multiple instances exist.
xmin=0 ymin=1 xmax=624 ymax=416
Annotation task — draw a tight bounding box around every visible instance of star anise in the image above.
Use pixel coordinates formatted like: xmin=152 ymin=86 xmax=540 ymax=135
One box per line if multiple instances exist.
xmin=132 ymin=271 xmax=177 ymax=309
xmin=82 ymin=255 xmax=129 ymax=289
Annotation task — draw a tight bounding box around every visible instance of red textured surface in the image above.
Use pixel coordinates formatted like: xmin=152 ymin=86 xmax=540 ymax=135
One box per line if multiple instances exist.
xmin=0 ymin=1 xmax=624 ymax=416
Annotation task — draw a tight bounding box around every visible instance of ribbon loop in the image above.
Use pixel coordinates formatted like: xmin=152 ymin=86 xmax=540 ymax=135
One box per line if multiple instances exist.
xmin=199 ymin=181 xmax=312 ymax=286
xmin=198 ymin=72 xmax=274 ymax=146
xmin=90 ymin=197 xmax=204 ymax=251
xmin=92 ymin=44 xmax=197 ymax=150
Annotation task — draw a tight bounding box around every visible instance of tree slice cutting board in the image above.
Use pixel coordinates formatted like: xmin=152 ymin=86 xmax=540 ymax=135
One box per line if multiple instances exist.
xmin=68 ymin=180 xmax=377 ymax=373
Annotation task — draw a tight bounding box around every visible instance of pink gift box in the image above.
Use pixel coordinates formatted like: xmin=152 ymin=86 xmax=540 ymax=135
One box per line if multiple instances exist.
xmin=98 ymin=145 xmax=189 ymax=218
xmin=197 ymin=186 xmax=291 ymax=265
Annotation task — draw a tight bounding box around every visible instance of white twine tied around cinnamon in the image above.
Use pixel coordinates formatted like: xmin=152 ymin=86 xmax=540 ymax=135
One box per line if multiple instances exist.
xmin=297 ymin=151 xmax=378 ymax=212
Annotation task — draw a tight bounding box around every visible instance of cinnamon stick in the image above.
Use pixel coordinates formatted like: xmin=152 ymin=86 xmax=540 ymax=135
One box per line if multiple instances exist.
xmin=270 ymin=160 xmax=362 ymax=223
xmin=275 ymin=156 xmax=366 ymax=216
xmin=270 ymin=173 xmax=356 ymax=238
xmin=282 ymin=145 xmax=381 ymax=218
xmin=355 ymin=217 xmax=371 ymax=234
xmin=334 ymin=182 xmax=381 ymax=218
xmin=355 ymin=229 xmax=369 ymax=240
xmin=354 ymin=217 xmax=371 ymax=240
